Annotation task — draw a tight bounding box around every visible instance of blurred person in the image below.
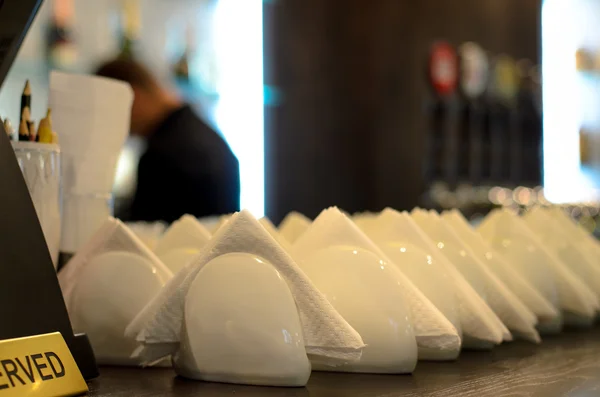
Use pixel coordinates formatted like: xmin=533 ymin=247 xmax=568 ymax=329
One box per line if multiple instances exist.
xmin=96 ymin=58 xmax=240 ymax=223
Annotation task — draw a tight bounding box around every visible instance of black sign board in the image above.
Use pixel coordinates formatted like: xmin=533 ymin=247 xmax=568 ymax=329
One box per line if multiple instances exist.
xmin=0 ymin=0 xmax=98 ymax=381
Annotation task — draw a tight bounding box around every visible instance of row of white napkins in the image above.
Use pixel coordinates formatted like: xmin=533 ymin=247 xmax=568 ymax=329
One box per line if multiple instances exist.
xmin=126 ymin=210 xmax=367 ymax=386
xmin=126 ymin=221 xmax=168 ymax=251
xmin=442 ymin=210 xmax=559 ymax=331
xmin=58 ymin=214 xmax=215 ymax=366
xmin=61 ymin=212 xmax=298 ymax=367
xmin=58 ymin=218 xmax=173 ymax=365
xmin=279 ymin=211 xmax=312 ymax=243
xmin=358 ymin=209 xmax=508 ymax=347
xmin=411 ymin=209 xmax=541 ymax=342
xmin=525 ymin=209 xmax=600 ymax=308
xmin=291 ymin=207 xmax=461 ymax=366
xmin=548 ymin=207 xmax=600 ymax=262
xmin=154 ymin=215 xmax=212 ymax=256
xmin=62 ymin=206 xmax=599 ymax=386
xmin=479 ymin=208 xmax=599 ymax=326
xmin=153 ymin=215 xmax=212 ymax=274
xmin=259 ymin=217 xmax=294 ymax=251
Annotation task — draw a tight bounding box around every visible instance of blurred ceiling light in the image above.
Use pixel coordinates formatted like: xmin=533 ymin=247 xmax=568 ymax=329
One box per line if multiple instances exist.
xmin=513 ymin=186 xmax=532 ymax=206
xmin=500 ymin=188 xmax=514 ymax=206
xmin=488 ymin=186 xmax=503 ymax=204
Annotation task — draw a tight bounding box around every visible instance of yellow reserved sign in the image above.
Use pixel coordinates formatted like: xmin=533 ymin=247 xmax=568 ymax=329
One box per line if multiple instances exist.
xmin=0 ymin=333 xmax=87 ymax=397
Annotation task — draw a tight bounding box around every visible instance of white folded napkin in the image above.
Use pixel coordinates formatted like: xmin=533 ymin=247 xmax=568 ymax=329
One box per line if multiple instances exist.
xmin=59 ymin=217 xmax=173 ymax=308
xmin=259 ymin=217 xmax=293 ymax=251
xmin=279 ymin=212 xmax=311 ymax=243
xmin=358 ymin=213 xmax=460 ymax=338
xmin=154 ymin=215 xmax=212 ymax=256
xmin=478 ymin=209 xmax=598 ymax=320
xmin=548 ymin=208 xmax=600 ymax=262
xmin=371 ymin=209 xmax=506 ymax=347
xmin=442 ymin=210 xmax=559 ymax=325
xmin=352 ymin=212 xmax=379 ymax=232
xmin=293 ymin=207 xmax=460 ymax=361
xmin=524 ymin=208 xmax=600 ymax=303
xmin=126 ymin=210 xmax=365 ymax=365
xmin=158 ymin=248 xmax=201 ymax=276
xmin=126 ymin=221 xmax=168 ymax=251
xmin=549 ymin=208 xmax=600 ymax=249
xmin=58 ymin=218 xmax=173 ymax=365
xmin=412 ymin=209 xmax=540 ymax=343
xmin=209 ymin=214 xmax=232 ymax=234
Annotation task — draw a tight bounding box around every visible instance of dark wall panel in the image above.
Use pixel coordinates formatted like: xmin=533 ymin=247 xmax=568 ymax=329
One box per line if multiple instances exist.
xmin=264 ymin=0 xmax=541 ymax=223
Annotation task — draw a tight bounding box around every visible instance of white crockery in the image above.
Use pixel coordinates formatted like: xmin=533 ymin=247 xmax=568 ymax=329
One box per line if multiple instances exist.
xmin=412 ymin=209 xmax=539 ymax=343
xmin=293 ymin=207 xmax=459 ymax=365
xmin=125 ymin=209 xmax=365 ymax=382
xmin=259 ymin=217 xmax=293 ymax=251
xmin=158 ymin=248 xmax=201 ymax=275
xmin=549 ymin=208 xmax=600 ymax=257
xmin=524 ymin=208 xmax=600 ymax=305
xmin=71 ymin=251 xmax=167 ymax=365
xmin=443 ymin=210 xmax=559 ymax=327
xmin=376 ymin=241 xmax=460 ymax=360
xmin=478 ymin=209 xmax=598 ymax=326
xmin=366 ymin=209 xmax=506 ymax=349
xmin=174 ymin=253 xmax=311 ymax=386
xmin=299 ymin=245 xmax=419 ymax=372
xmin=126 ymin=221 xmax=168 ymax=251
xmin=279 ymin=212 xmax=312 ymax=243
xmin=154 ymin=215 xmax=211 ymax=256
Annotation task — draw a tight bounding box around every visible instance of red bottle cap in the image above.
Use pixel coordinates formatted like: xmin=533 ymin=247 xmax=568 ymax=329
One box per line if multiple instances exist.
xmin=429 ymin=41 xmax=458 ymax=97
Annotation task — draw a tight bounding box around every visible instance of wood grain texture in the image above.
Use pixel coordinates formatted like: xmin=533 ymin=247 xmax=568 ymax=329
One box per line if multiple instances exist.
xmin=89 ymin=327 xmax=600 ymax=396
xmin=264 ymin=0 xmax=541 ymax=223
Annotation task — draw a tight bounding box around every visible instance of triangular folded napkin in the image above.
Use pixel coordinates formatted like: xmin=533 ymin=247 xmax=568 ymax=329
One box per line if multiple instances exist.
xmin=260 ymin=216 xmax=293 ymax=251
xmin=59 ymin=217 xmax=172 ymax=306
xmin=58 ymin=218 xmax=172 ymax=365
xmin=126 ymin=221 xmax=168 ymax=251
xmin=371 ymin=209 xmax=507 ymax=347
xmin=478 ymin=209 xmax=599 ymax=322
xmin=126 ymin=210 xmax=365 ymax=367
xmin=442 ymin=209 xmax=559 ymax=326
xmin=412 ymin=209 xmax=539 ymax=343
xmin=279 ymin=211 xmax=312 ymax=243
xmin=154 ymin=215 xmax=212 ymax=256
xmin=549 ymin=208 xmax=600 ymax=257
xmin=524 ymin=208 xmax=600 ymax=304
xmin=293 ymin=207 xmax=460 ymax=363
xmin=359 ymin=212 xmax=461 ymax=338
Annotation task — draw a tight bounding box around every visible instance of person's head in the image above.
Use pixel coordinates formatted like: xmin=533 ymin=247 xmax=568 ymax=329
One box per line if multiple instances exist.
xmin=95 ymin=58 xmax=181 ymax=136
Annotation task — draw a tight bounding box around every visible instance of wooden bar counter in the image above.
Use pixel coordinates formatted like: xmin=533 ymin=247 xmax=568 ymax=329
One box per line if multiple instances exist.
xmin=88 ymin=327 xmax=600 ymax=396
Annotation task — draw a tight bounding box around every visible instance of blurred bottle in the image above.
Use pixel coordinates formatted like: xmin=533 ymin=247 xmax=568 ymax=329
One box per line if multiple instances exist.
xmin=580 ymin=127 xmax=592 ymax=166
xmin=458 ymin=42 xmax=489 ymax=185
xmin=516 ymin=61 xmax=543 ymax=185
xmin=173 ymin=23 xmax=196 ymax=83
xmin=488 ymin=55 xmax=519 ymax=184
xmin=46 ymin=0 xmax=78 ymax=70
xmin=118 ymin=0 xmax=141 ymax=60
xmin=425 ymin=42 xmax=458 ymax=185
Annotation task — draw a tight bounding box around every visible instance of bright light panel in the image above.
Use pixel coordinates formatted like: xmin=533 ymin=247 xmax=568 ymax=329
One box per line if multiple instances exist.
xmin=213 ymin=0 xmax=265 ymax=217
xmin=542 ymin=0 xmax=600 ymax=202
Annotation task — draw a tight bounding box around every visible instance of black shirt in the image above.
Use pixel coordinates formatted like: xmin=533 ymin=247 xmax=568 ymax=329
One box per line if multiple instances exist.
xmin=129 ymin=105 xmax=240 ymax=223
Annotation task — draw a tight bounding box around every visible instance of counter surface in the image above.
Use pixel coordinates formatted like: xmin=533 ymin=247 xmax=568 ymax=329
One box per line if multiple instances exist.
xmin=88 ymin=327 xmax=600 ymax=396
